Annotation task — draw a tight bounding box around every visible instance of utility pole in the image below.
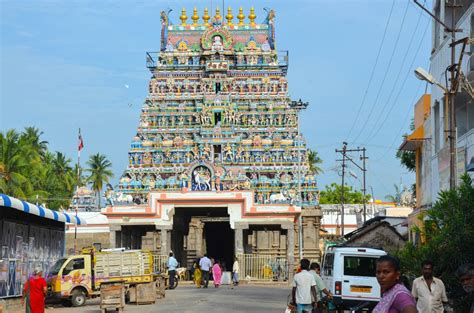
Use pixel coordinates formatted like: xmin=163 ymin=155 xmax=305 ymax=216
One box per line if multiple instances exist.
xmin=361 ymin=148 xmax=368 ymax=223
xmin=336 ymin=143 xmax=369 ymax=235
xmin=413 ymin=0 xmax=464 ymax=190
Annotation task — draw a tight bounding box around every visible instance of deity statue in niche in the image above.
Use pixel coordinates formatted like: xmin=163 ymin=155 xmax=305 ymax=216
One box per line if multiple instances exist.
xmin=201 ymin=144 xmax=211 ymax=160
xmin=224 ymin=143 xmax=234 ymax=161
xmin=211 ymin=35 xmax=224 ymax=52
xmin=143 ymin=152 xmax=152 ymax=165
xmin=192 ymin=166 xmax=212 ymax=191
xmin=179 ymin=171 xmax=189 ymax=188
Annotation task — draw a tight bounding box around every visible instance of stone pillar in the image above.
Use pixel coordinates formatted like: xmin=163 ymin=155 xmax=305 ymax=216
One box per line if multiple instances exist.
xmin=234 ymin=223 xmax=248 ymax=256
xmin=286 ymin=226 xmax=295 ymax=283
xmin=160 ymin=229 xmax=168 ymax=255
xmin=109 ymin=225 xmax=121 ymax=248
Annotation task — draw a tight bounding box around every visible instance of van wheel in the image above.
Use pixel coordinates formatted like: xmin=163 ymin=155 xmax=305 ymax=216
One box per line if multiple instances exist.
xmin=71 ymin=289 xmax=87 ymax=307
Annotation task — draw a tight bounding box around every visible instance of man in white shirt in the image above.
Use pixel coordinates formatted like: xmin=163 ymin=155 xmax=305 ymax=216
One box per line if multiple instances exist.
xmin=232 ymin=257 xmax=239 ymax=287
xmin=412 ymin=260 xmax=448 ymax=313
xmin=292 ymin=258 xmax=318 ymax=313
xmin=167 ymin=251 xmax=178 ymax=290
xmin=199 ymin=254 xmax=212 ymax=288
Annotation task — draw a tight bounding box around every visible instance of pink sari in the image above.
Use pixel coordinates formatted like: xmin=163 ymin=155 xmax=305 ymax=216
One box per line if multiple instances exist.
xmin=212 ymin=264 xmax=222 ymax=286
xmin=373 ymin=283 xmax=414 ymax=313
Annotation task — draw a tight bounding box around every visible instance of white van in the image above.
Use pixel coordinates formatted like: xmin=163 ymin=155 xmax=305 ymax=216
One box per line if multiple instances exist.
xmin=321 ymin=246 xmax=386 ymax=310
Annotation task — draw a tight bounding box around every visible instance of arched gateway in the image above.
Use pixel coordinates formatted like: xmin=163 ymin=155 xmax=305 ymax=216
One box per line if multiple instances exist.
xmin=103 ymin=7 xmax=322 ymax=279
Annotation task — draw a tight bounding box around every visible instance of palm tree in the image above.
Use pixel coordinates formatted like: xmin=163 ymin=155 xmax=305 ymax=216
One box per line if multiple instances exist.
xmin=385 ymin=184 xmax=401 ymax=205
xmin=21 ymin=127 xmax=48 ymax=159
xmin=0 ymin=130 xmax=37 ymax=197
xmin=86 ymin=153 xmax=113 ymax=208
xmin=307 ymin=150 xmax=323 ymax=175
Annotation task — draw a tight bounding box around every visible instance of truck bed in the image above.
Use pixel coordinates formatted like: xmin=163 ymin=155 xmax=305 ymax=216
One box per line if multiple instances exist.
xmin=93 ymin=250 xmax=154 ymax=286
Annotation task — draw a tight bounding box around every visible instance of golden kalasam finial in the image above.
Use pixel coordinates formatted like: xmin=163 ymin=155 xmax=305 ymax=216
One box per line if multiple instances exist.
xmin=248 ymin=7 xmax=256 ymax=26
xmin=237 ymin=7 xmax=245 ymax=26
xmin=180 ymin=8 xmax=188 ymax=26
xmin=191 ymin=7 xmax=199 ymax=26
xmin=226 ymin=7 xmax=234 ymax=26
xmin=203 ymin=8 xmax=210 ymax=27
xmin=215 ymin=6 xmax=222 ymax=20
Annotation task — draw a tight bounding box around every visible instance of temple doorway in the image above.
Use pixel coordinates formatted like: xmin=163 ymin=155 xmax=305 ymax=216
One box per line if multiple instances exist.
xmin=171 ymin=207 xmax=234 ymax=269
xmin=204 ymin=221 xmax=234 ymax=271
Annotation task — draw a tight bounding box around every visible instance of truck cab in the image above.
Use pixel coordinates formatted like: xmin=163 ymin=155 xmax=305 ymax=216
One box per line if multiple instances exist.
xmin=321 ymin=246 xmax=386 ymax=310
xmin=48 ymin=254 xmax=94 ymax=306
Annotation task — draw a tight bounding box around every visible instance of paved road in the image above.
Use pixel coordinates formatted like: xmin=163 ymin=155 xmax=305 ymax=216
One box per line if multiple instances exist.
xmin=46 ymin=284 xmax=292 ymax=313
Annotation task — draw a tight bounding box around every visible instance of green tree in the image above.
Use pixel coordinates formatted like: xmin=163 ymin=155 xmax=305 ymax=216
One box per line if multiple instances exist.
xmin=86 ymin=153 xmax=113 ymax=208
xmin=385 ymin=184 xmax=402 ymax=204
xmin=307 ymin=150 xmax=323 ymax=174
xmin=397 ymin=119 xmax=416 ymax=172
xmin=397 ymin=174 xmax=474 ymax=312
xmin=319 ymin=183 xmax=370 ymax=204
xmin=0 ymin=128 xmax=77 ymax=210
xmin=0 ymin=130 xmax=39 ymax=198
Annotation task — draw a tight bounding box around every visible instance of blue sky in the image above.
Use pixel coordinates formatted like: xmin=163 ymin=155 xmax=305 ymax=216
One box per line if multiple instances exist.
xmin=0 ymin=0 xmax=432 ymax=200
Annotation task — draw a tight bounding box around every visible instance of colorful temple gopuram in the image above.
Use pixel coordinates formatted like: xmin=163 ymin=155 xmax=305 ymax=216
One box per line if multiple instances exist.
xmin=103 ymin=7 xmax=322 ymax=272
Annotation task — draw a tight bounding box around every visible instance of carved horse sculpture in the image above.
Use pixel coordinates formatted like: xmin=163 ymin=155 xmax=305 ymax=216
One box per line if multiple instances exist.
xmin=193 ymin=169 xmax=211 ymax=191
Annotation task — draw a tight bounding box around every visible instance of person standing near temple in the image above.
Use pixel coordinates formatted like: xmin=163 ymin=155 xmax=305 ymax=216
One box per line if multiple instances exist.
xmin=412 ymin=260 xmax=448 ymax=313
xmin=456 ymin=263 xmax=474 ymax=313
xmin=291 ymin=258 xmax=318 ymax=313
xmin=23 ymin=267 xmax=47 ymax=313
xmin=167 ymin=251 xmax=178 ymax=290
xmin=199 ymin=253 xmax=212 ymax=288
xmin=232 ymin=256 xmax=239 ymax=287
xmin=309 ymin=262 xmax=332 ymax=312
xmin=212 ymin=260 xmax=222 ymax=288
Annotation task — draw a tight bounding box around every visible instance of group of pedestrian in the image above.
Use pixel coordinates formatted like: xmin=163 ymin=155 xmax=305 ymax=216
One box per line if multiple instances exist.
xmin=291 ymin=255 xmax=474 ymax=313
xmin=192 ymin=255 xmax=239 ymax=288
xmin=291 ymin=259 xmax=333 ymax=313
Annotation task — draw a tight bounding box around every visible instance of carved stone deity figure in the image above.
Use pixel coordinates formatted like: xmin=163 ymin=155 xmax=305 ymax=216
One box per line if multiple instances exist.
xmin=211 ymin=35 xmax=224 ymax=52
xmin=224 ymin=143 xmax=234 ymax=161
xmin=201 ymin=144 xmax=211 ymax=160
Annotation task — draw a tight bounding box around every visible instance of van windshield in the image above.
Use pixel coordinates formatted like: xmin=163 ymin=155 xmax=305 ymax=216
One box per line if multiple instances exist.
xmin=344 ymin=256 xmax=377 ymax=277
xmin=49 ymin=258 xmax=67 ymax=275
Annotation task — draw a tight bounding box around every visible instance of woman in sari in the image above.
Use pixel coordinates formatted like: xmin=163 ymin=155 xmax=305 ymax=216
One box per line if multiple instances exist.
xmin=373 ymin=255 xmax=417 ymax=313
xmin=194 ymin=263 xmax=202 ymax=288
xmin=212 ymin=260 xmax=222 ymax=288
xmin=23 ymin=267 xmax=47 ymax=313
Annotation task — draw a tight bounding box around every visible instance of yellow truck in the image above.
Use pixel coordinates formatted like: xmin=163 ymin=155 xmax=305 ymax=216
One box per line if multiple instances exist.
xmin=47 ymin=247 xmax=154 ymax=306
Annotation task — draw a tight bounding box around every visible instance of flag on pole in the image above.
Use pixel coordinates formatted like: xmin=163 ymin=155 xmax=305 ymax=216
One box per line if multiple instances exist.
xmin=78 ymin=129 xmax=84 ymax=152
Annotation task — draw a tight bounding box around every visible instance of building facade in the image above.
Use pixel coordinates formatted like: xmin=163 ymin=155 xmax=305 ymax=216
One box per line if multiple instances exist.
xmin=103 ymin=7 xmax=322 ymax=270
xmin=400 ymin=1 xmax=474 ymax=243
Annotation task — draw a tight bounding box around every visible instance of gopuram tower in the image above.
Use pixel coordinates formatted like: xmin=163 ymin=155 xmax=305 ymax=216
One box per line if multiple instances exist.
xmin=104 ymin=7 xmax=322 ymax=275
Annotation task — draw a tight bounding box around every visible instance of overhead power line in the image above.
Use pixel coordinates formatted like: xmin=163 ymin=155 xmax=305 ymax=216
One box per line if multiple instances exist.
xmin=351 ymin=0 xmax=410 ymax=144
xmin=364 ymin=18 xmax=431 ymax=144
xmin=345 ymin=0 xmax=396 ymax=141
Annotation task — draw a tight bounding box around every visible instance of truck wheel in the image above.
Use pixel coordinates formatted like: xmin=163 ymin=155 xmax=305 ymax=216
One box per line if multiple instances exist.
xmin=71 ymin=289 xmax=86 ymax=307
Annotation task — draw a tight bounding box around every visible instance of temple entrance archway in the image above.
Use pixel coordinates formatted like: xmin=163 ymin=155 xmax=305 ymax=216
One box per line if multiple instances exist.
xmin=172 ymin=207 xmax=233 ymax=269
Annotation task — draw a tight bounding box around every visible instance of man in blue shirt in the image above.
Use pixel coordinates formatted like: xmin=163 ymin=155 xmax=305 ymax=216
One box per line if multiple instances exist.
xmin=199 ymin=254 xmax=212 ymax=288
xmin=167 ymin=251 xmax=178 ymax=289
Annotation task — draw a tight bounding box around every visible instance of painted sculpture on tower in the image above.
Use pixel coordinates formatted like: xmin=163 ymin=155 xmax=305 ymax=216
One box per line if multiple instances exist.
xmin=116 ymin=7 xmax=318 ymax=208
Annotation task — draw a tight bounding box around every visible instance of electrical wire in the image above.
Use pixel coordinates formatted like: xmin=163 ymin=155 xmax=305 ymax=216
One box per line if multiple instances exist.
xmin=364 ymin=16 xmax=431 ymax=144
xmin=345 ymin=0 xmax=396 ymax=142
xmin=362 ymin=2 xmax=425 ymax=143
xmin=351 ymin=0 xmax=410 ymax=144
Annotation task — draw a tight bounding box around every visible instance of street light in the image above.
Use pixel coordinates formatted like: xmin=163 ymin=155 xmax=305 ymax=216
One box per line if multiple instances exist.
xmin=414 ymin=67 xmax=448 ymax=93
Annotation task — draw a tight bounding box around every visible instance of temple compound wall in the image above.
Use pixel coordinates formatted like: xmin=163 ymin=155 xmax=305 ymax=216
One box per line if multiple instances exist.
xmin=102 ymin=6 xmax=322 ymax=273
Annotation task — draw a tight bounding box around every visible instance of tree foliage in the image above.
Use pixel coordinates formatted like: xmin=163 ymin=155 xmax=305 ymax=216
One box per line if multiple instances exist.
xmin=0 ymin=127 xmax=113 ymax=210
xmin=397 ymin=174 xmax=474 ymax=311
xmin=319 ymin=183 xmax=370 ymax=204
xmin=307 ymin=150 xmax=323 ymax=175
xmin=0 ymin=128 xmax=75 ymax=209
xmin=86 ymin=153 xmax=113 ymax=208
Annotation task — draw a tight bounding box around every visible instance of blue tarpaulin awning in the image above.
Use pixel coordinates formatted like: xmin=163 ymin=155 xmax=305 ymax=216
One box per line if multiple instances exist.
xmin=0 ymin=193 xmax=87 ymax=225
